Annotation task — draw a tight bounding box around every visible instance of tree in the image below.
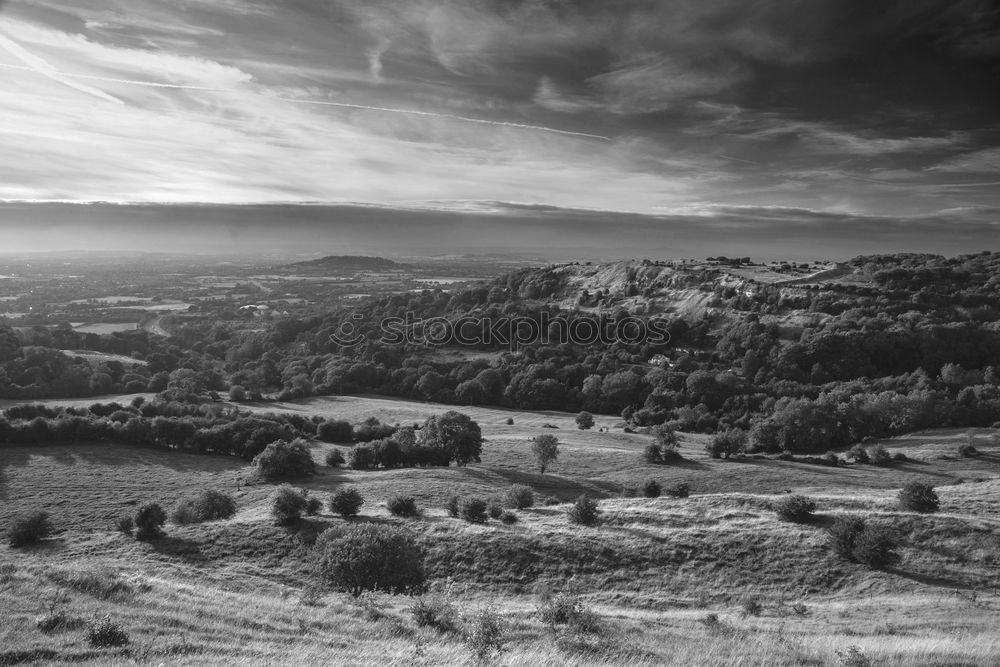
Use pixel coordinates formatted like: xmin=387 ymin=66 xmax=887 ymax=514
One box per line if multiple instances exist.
xmin=271 ymin=486 xmax=308 ymax=526
xmin=252 ymin=438 xmax=316 ymax=479
xmin=314 ymin=524 xmax=426 ymax=597
xmin=419 ymin=411 xmax=483 ymax=465
xmin=706 ymin=428 xmax=746 ymax=458
xmin=330 ymin=487 xmax=364 ymax=518
xmin=135 ymin=502 xmax=166 ymax=540
xmin=567 ymin=495 xmax=600 ymax=526
xmin=318 ymin=419 xmax=354 ymax=443
xmin=575 ymin=411 xmax=595 ymax=430
xmin=532 ymin=434 xmax=559 ymax=473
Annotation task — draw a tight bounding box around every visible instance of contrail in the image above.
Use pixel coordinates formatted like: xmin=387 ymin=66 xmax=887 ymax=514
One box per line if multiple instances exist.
xmin=0 ymin=34 xmax=124 ymax=104
xmin=269 ymin=95 xmax=611 ymax=141
xmin=0 ymin=40 xmax=611 ymax=141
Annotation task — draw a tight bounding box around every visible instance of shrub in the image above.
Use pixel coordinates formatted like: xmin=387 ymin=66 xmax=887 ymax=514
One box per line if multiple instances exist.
xmin=504 ymin=484 xmax=534 ymax=510
xmin=665 ymin=483 xmax=690 ymax=498
xmin=567 ymin=495 xmax=600 ymax=526
xmin=958 ymin=443 xmax=979 ymax=458
xmin=169 ymin=490 xmax=237 ymax=525
xmin=134 ymin=503 xmax=166 ymax=541
xmin=387 ymin=496 xmax=420 ymax=518
xmin=500 ymin=511 xmax=518 ymax=525
xmin=846 ymin=445 xmax=870 ymax=464
xmin=253 ymin=438 xmax=316 ymax=479
xmin=228 ymin=385 xmax=248 ymax=402
xmin=505 ymin=417 xmax=514 ymax=425
xmin=642 ymin=480 xmax=662 ymax=498
xmin=305 ymin=495 xmax=323 ymax=516
xmin=651 ymin=423 xmax=679 ymax=448
xmin=411 ymin=589 xmax=459 ymax=633
xmin=575 ymin=411 xmax=595 ymax=430
xmin=460 ymin=497 xmax=489 ymax=524
xmin=532 ymin=434 xmax=559 ymax=473
xmin=330 ymin=488 xmax=364 ymax=518
xmin=869 ymin=445 xmax=893 ymax=466
xmin=898 ymin=482 xmax=939 ymax=513
xmin=829 ymin=515 xmax=900 ymax=569
xmin=270 ymin=486 xmax=308 ymax=526
xmin=644 ymin=442 xmax=682 ymax=464
xmin=823 ymin=452 xmax=840 ymax=466
xmin=349 ymin=445 xmax=376 ymax=470
xmin=314 ymin=524 xmax=426 ymax=597
xmin=8 ymin=512 xmax=54 ymax=548
xmin=537 ymin=591 xmax=601 ymax=634
xmin=487 ymin=500 xmax=504 ymax=520
xmin=445 ymin=495 xmax=460 ymax=518
xmin=774 ymin=495 xmax=816 ymax=523
xmin=852 ymin=524 xmax=901 ymax=569
xmin=707 ymin=429 xmax=746 ymax=458
xmin=835 ymin=646 xmax=873 ymax=667
xmin=466 ymin=606 xmax=507 ymax=664
xmin=325 ymin=449 xmax=346 ymax=467
xmin=741 ymin=596 xmax=763 ymax=617
xmin=87 ymin=615 xmax=129 ymax=648
xmin=318 ymin=419 xmax=354 ymax=443
xmin=892 ymin=452 xmax=907 ymax=462
xmin=116 ymin=516 xmax=134 ymax=536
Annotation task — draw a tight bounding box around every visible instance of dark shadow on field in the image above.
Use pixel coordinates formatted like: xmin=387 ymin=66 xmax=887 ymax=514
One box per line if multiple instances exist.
xmin=0 ymin=442 xmax=246 ymax=476
xmin=457 ymin=466 xmax=620 ymax=499
xmin=149 ymin=535 xmax=208 ymax=563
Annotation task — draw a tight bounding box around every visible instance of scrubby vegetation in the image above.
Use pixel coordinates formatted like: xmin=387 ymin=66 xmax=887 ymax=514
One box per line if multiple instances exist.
xmin=314 ymin=524 xmax=426 ymax=597
xmin=7 ymin=511 xmax=54 ymax=548
xmin=330 ymin=488 xmax=365 ymax=518
xmin=134 ymin=503 xmax=166 ymax=541
xmin=170 ymin=490 xmax=237 ymax=525
xmin=774 ymin=495 xmax=817 ymax=523
xmin=567 ymin=495 xmax=600 ymax=526
xmin=271 ymin=486 xmax=308 ymax=526
xmin=898 ymin=482 xmax=940 ymax=513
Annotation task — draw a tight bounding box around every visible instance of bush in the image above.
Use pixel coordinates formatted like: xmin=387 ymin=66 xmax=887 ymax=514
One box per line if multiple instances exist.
xmin=446 ymin=495 xmax=460 ymax=518
xmin=644 ymin=442 xmax=682 ymax=464
xmin=387 ymin=496 xmax=420 ymax=518
xmin=869 ymin=445 xmax=893 ymax=466
xmin=349 ymin=445 xmax=376 ymax=470
xmin=487 ymin=500 xmax=504 ymax=520
xmin=460 ymin=497 xmax=489 ymax=524
xmin=253 ymin=438 xmax=316 ymax=480
xmin=823 ymin=452 xmax=840 ymax=466
xmin=465 ymin=606 xmax=507 ymax=664
xmin=575 ymin=411 xmax=595 ymax=430
xmin=504 ymin=484 xmax=534 ymax=509
xmin=505 ymin=417 xmax=514 ymax=425
xmin=665 ymin=483 xmax=690 ymax=498
xmin=305 ymin=495 xmax=323 ymax=516
xmin=958 ymin=443 xmax=979 ymax=458
xmin=330 ymin=488 xmax=364 ymax=518
xmin=828 ymin=515 xmax=900 ymax=569
xmin=847 ymin=445 xmax=870 ymax=464
xmin=314 ymin=524 xmax=426 ymax=597
xmin=318 ymin=419 xmax=354 ymax=443
xmin=898 ymin=482 xmax=939 ymax=513
xmin=642 ymin=480 xmax=661 ymax=498
xmin=169 ymin=490 xmax=237 ymax=525
xmin=325 ymin=449 xmax=346 ymax=467
xmin=411 ymin=589 xmax=459 ymax=633
xmin=8 ymin=512 xmax=54 ymax=548
xmin=87 ymin=615 xmax=129 ymax=647
xmin=271 ymin=486 xmax=308 ymax=526
xmin=774 ymin=495 xmax=816 ymax=523
xmin=567 ymin=495 xmax=600 ymax=526
xmin=537 ymin=591 xmax=601 ymax=633
xmin=707 ymin=429 xmax=746 ymax=458
xmin=116 ymin=516 xmax=134 ymax=536
xmin=852 ymin=524 xmax=901 ymax=570
xmin=500 ymin=511 xmax=518 ymax=525
xmin=134 ymin=503 xmax=166 ymax=541
xmin=741 ymin=596 xmax=763 ymax=617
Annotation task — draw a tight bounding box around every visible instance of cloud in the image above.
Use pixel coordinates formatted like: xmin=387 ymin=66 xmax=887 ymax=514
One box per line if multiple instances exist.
xmin=0 ymin=31 xmax=123 ymax=103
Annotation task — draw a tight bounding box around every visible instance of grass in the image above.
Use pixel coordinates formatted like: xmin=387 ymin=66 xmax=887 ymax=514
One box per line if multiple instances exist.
xmin=1 ymin=395 xmax=999 ymax=664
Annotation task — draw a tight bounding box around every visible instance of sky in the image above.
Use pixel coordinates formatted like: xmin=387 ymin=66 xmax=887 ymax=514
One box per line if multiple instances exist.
xmin=0 ymin=0 xmax=998 ymax=257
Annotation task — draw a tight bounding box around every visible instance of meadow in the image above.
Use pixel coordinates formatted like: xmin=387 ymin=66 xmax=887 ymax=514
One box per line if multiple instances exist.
xmin=2 ymin=395 xmax=999 ymax=665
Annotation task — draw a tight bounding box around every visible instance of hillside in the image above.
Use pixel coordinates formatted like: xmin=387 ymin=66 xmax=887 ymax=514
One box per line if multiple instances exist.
xmin=2 ymin=393 xmax=1000 ymax=665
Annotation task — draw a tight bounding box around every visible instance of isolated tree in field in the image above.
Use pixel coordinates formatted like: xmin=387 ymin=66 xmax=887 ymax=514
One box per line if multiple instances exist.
xmin=330 ymin=487 xmax=364 ymax=518
xmin=419 ymin=411 xmax=483 ymax=465
xmin=532 ymin=434 xmax=559 ymax=473
xmin=271 ymin=486 xmax=308 ymax=526
xmin=314 ymin=524 xmax=426 ymax=597
xmin=575 ymin=411 xmax=595 ymax=430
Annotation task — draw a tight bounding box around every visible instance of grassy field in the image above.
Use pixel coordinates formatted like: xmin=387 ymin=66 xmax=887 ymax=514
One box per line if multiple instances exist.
xmin=2 ymin=395 xmax=1000 ymax=664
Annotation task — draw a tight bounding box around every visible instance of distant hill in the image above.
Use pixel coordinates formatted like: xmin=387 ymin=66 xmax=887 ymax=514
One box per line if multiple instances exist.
xmin=282 ymin=255 xmax=406 ymax=273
